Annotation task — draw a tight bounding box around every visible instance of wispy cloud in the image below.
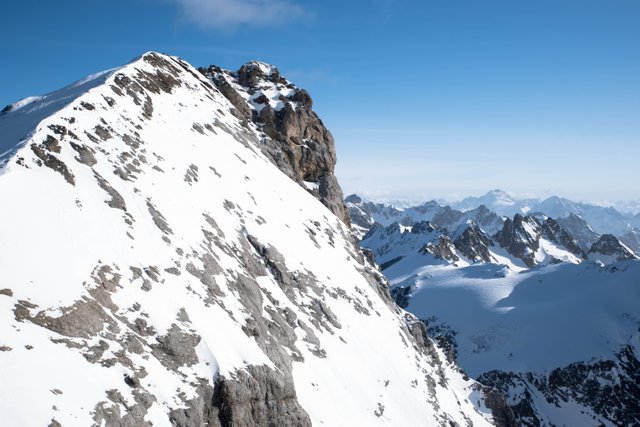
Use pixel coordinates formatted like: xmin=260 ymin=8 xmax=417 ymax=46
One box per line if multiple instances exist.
xmin=169 ymin=0 xmax=307 ymax=30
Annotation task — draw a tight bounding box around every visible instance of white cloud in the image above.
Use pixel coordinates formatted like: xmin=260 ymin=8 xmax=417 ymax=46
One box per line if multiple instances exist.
xmin=170 ymin=0 xmax=306 ymax=30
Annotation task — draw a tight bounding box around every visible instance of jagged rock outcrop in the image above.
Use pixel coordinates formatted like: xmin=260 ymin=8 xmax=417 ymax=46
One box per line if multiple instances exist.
xmin=454 ymin=222 xmax=493 ymax=263
xmin=430 ymin=206 xmax=464 ymax=228
xmin=557 ymin=213 xmax=600 ymax=253
xmin=199 ymin=62 xmax=349 ymax=225
xmin=541 ymin=217 xmax=584 ymax=258
xmin=411 ymin=220 xmax=437 ymax=235
xmin=420 ymin=235 xmax=459 ymax=262
xmin=492 ymin=214 xmax=583 ymax=266
xmin=588 ymin=234 xmax=638 ymax=263
xmin=493 ymin=214 xmax=541 ymax=267
xmin=479 ymin=345 xmax=640 ymax=427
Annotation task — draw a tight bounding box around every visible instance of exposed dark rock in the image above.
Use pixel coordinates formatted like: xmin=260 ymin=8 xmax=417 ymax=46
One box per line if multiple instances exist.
xmin=171 ymin=365 xmax=311 ymax=427
xmin=212 ymin=365 xmax=311 ymax=426
xmin=588 ymin=234 xmax=638 ymax=262
xmin=480 ymin=387 xmax=518 ymax=427
xmin=454 ymin=222 xmax=493 ymax=263
xmin=494 ymin=214 xmax=541 ymax=267
xmin=184 ymin=163 xmax=199 ymax=184
xmin=146 ymin=200 xmax=173 ymax=235
xmin=94 ymin=172 xmax=127 ymax=211
xmin=30 ymin=143 xmax=75 ymax=185
xmin=94 ymin=125 xmax=112 ymax=141
xmin=43 ymin=135 xmax=62 ymax=153
xmin=199 ymin=63 xmax=350 ymax=225
xmin=93 ymin=388 xmax=155 ymax=427
xmin=411 ymin=220 xmax=436 ymax=235
xmin=14 ymin=298 xmax=117 ymax=339
xmin=380 ymin=255 xmax=404 ymax=271
xmin=361 ymin=248 xmax=376 ymax=266
xmin=541 ymin=217 xmax=584 ymax=258
xmin=420 ymin=235 xmax=459 ymax=262
xmin=479 ymin=345 xmax=640 ymax=426
xmin=431 ymin=206 xmax=464 ymax=228
xmin=619 ymin=229 xmax=640 ymax=258
xmin=69 ymin=141 xmax=98 ymax=166
xmin=391 ymin=284 xmax=413 ymax=309
xmin=151 ymin=324 xmax=201 ymax=370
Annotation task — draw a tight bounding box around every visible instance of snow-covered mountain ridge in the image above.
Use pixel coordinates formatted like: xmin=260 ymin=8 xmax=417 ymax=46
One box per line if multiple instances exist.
xmin=0 ymin=53 xmax=505 ymax=426
xmin=347 ymin=192 xmax=640 ymax=425
xmin=348 ymin=192 xmax=640 ymax=262
xmin=456 ymin=190 xmax=640 ymax=255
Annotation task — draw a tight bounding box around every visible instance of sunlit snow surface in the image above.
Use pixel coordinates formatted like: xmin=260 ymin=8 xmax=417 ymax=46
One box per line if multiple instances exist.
xmin=0 ymin=68 xmax=120 ymax=168
xmin=391 ymin=260 xmax=640 ymax=376
xmin=0 ymin=53 xmax=492 ymax=426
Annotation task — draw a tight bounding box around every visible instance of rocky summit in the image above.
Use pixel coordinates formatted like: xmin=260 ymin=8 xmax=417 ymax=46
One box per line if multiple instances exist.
xmin=0 ymin=53 xmax=506 ymax=426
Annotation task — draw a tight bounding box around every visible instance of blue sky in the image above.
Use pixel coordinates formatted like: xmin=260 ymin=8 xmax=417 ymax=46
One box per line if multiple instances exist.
xmin=1 ymin=0 xmax=638 ymax=202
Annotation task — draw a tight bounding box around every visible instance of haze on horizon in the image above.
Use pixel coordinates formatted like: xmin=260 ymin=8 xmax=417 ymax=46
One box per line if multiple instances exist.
xmin=1 ymin=0 xmax=638 ymax=202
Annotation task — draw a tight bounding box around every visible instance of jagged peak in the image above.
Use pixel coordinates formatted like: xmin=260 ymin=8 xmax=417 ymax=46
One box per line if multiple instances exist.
xmin=590 ymin=234 xmax=636 ymax=256
xmin=242 ymin=59 xmax=279 ymax=75
xmin=345 ymin=194 xmax=363 ymax=204
xmin=411 ymin=220 xmax=437 ymax=235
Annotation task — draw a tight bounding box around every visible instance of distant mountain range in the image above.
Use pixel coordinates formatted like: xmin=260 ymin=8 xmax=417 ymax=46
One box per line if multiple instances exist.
xmin=346 ymin=191 xmax=640 ymax=425
xmin=347 ymin=190 xmax=640 ymax=257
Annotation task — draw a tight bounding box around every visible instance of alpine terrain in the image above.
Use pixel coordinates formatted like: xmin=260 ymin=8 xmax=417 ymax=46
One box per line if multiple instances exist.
xmin=0 ymin=53 xmax=509 ymax=426
xmin=349 ymin=194 xmax=640 ymax=426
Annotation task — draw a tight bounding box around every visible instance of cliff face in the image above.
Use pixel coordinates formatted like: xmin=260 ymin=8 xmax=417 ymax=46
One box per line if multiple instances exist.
xmin=199 ymin=61 xmax=349 ymax=225
xmin=0 ymin=53 xmax=496 ymax=426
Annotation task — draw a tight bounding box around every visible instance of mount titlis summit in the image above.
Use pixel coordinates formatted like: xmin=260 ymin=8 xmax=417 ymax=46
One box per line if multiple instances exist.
xmin=0 ymin=53 xmax=510 ymax=426
xmin=348 ymin=194 xmax=640 ymax=426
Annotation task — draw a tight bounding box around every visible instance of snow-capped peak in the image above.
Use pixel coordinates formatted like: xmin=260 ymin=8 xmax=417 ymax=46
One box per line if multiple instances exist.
xmin=0 ymin=52 xmax=496 ymax=426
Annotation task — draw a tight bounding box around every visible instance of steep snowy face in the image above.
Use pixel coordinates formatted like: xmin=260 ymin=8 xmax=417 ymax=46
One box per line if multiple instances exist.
xmin=0 ymin=53 xmax=496 ymax=426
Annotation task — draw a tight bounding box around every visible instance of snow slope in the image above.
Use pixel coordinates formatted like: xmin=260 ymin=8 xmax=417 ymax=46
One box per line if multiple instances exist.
xmin=392 ymin=261 xmax=640 ymax=376
xmin=0 ymin=53 xmax=494 ymax=426
xmin=0 ymin=67 xmax=120 ymax=168
xmin=387 ymin=257 xmax=640 ymax=425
